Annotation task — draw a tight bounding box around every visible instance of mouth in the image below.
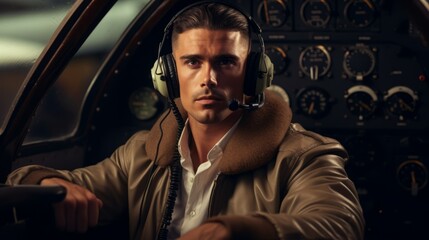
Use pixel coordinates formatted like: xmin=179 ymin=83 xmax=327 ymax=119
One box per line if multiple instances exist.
xmin=195 ymin=95 xmax=224 ymax=105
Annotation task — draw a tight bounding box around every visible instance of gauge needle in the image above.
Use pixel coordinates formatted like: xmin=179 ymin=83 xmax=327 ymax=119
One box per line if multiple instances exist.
xmin=399 ymin=99 xmax=413 ymax=111
xmin=263 ymin=0 xmax=270 ymax=24
xmin=411 ymin=171 xmax=418 ymax=196
xmin=364 ymin=0 xmax=375 ymax=9
xmin=308 ymin=101 xmax=315 ymax=114
xmin=359 ymin=101 xmax=372 ymax=111
xmin=310 ymin=66 xmax=319 ymax=80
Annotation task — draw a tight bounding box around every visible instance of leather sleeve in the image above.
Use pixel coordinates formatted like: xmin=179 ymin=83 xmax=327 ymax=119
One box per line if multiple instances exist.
xmin=5 ymin=131 xmax=149 ymax=225
xmin=207 ymin=142 xmax=364 ymax=240
xmin=266 ymin=150 xmax=364 ymax=240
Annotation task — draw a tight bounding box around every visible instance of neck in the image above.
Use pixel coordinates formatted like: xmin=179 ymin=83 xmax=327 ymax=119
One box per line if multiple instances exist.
xmin=188 ymin=112 xmax=241 ymax=172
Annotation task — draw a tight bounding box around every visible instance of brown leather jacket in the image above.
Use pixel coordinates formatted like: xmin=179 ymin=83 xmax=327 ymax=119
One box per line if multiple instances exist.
xmin=7 ymin=91 xmax=364 ymax=240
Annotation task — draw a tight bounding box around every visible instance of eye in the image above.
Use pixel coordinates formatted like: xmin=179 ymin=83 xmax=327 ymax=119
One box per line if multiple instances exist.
xmin=185 ymin=58 xmax=201 ymax=68
xmin=217 ymin=57 xmax=237 ymax=67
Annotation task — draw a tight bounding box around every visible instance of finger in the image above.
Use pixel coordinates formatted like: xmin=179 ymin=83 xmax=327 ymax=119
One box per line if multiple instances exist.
xmin=75 ymin=193 xmax=89 ymax=233
xmin=53 ymin=202 xmax=66 ymax=231
xmin=97 ymin=198 xmax=103 ymax=209
xmin=87 ymin=196 xmax=102 ymax=227
xmin=65 ymin=196 xmax=77 ymax=232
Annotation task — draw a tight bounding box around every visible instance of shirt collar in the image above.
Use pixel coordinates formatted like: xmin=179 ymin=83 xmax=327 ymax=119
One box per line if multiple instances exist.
xmin=178 ymin=117 xmax=242 ymax=165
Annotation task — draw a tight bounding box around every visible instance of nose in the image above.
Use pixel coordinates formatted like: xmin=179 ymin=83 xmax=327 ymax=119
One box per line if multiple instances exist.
xmin=200 ymin=63 xmax=217 ymax=88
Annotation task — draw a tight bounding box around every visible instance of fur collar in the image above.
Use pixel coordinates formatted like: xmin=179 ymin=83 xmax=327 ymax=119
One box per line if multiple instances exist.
xmin=145 ymin=90 xmax=292 ymax=174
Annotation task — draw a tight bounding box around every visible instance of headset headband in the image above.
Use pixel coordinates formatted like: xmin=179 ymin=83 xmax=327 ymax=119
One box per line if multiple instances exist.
xmin=156 ymin=0 xmax=265 ymax=63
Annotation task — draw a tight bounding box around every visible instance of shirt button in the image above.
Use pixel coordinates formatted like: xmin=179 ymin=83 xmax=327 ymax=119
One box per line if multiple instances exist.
xmin=190 ymin=210 xmax=196 ymax=217
xmin=189 ymin=177 xmax=194 ymax=183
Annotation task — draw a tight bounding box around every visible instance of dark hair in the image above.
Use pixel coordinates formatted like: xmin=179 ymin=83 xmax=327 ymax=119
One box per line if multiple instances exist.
xmin=171 ymin=3 xmax=249 ymax=44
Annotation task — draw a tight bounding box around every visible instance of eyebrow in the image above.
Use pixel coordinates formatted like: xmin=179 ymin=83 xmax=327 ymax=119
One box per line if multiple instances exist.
xmin=179 ymin=54 xmax=203 ymax=61
xmin=179 ymin=54 xmax=240 ymax=61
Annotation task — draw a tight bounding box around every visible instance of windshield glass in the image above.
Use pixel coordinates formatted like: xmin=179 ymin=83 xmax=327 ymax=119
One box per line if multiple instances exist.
xmin=0 ymin=0 xmax=74 ymax=135
xmin=22 ymin=0 xmax=150 ymax=145
xmin=0 ymin=0 xmax=150 ymax=142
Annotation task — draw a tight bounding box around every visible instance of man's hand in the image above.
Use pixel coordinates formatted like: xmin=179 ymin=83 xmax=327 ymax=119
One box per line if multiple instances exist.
xmin=178 ymin=223 xmax=230 ymax=240
xmin=40 ymin=177 xmax=103 ymax=233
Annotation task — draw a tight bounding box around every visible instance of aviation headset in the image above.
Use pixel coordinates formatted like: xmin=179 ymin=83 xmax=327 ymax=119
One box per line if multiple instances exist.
xmin=150 ymin=1 xmax=274 ymax=100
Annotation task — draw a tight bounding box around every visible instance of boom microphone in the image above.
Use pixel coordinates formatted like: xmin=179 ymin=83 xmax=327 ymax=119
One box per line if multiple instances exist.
xmin=228 ymin=93 xmax=265 ymax=111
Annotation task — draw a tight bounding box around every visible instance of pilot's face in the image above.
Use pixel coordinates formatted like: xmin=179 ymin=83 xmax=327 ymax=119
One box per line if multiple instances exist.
xmin=173 ymin=28 xmax=249 ymax=124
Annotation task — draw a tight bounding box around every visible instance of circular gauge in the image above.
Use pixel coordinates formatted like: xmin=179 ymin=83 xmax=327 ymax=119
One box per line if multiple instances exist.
xmin=299 ymin=45 xmax=331 ymax=80
xmin=266 ymin=46 xmax=288 ymax=75
xmin=128 ymin=87 xmax=161 ymax=120
xmin=343 ymin=46 xmax=376 ymax=81
xmin=397 ymin=160 xmax=428 ymax=195
xmin=267 ymin=84 xmax=290 ymax=105
xmin=296 ymin=87 xmax=331 ymax=118
xmin=300 ymin=0 xmax=332 ymax=28
xmin=344 ymin=85 xmax=378 ymax=120
xmin=384 ymin=86 xmax=419 ymax=121
xmin=257 ymin=0 xmax=289 ymax=27
xmin=344 ymin=0 xmax=376 ymax=28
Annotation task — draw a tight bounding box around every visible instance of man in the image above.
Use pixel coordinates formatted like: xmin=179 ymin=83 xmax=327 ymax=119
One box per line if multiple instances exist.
xmin=7 ymin=2 xmax=365 ymax=240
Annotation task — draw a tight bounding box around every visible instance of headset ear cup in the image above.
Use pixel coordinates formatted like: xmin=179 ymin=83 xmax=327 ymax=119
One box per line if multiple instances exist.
xmin=151 ymin=57 xmax=169 ymax=98
xmin=262 ymin=53 xmax=274 ymax=89
xmin=244 ymin=52 xmax=273 ymax=96
xmin=163 ymin=54 xmax=180 ymax=99
xmin=151 ymin=54 xmax=180 ymax=99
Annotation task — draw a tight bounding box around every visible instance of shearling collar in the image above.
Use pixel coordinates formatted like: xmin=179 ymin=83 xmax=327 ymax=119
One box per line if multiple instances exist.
xmin=145 ymin=90 xmax=292 ymax=174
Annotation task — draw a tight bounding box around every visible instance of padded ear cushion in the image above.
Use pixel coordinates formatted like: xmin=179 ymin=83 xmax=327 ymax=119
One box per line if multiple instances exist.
xmin=162 ymin=54 xmax=180 ymax=99
xmin=262 ymin=53 xmax=274 ymax=88
xmin=244 ymin=52 xmax=273 ymax=96
xmin=151 ymin=54 xmax=180 ymax=99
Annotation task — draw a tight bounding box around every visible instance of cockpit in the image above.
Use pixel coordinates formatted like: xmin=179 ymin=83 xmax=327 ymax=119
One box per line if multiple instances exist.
xmin=1 ymin=0 xmax=428 ymax=239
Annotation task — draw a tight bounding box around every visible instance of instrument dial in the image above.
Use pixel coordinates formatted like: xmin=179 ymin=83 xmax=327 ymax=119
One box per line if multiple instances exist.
xmin=296 ymin=87 xmax=331 ymax=118
xmin=266 ymin=46 xmax=288 ymax=75
xmin=397 ymin=160 xmax=428 ymax=196
xmin=300 ymin=0 xmax=332 ymax=28
xmin=258 ymin=0 xmax=289 ymax=28
xmin=344 ymin=0 xmax=376 ymax=28
xmin=384 ymin=86 xmax=419 ymax=121
xmin=299 ymin=45 xmax=331 ymax=80
xmin=128 ymin=87 xmax=161 ymax=120
xmin=343 ymin=45 xmax=376 ymax=81
xmin=344 ymin=85 xmax=378 ymax=120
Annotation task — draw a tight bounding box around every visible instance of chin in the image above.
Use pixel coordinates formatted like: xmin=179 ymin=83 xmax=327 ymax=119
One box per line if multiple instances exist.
xmin=191 ymin=109 xmax=231 ymax=124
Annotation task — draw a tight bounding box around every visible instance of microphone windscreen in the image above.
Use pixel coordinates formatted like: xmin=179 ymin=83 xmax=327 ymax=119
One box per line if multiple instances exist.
xmin=228 ymin=99 xmax=239 ymax=111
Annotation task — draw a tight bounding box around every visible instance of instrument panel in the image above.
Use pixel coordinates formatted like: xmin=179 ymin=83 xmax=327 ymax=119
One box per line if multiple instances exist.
xmin=243 ymin=0 xmax=429 ymax=239
xmin=268 ymin=41 xmax=427 ymax=129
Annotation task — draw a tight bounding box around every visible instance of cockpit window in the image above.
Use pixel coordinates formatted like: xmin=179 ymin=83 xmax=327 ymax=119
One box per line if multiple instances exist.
xmin=0 ymin=0 xmax=74 ymax=136
xmin=0 ymin=0 xmax=150 ymax=143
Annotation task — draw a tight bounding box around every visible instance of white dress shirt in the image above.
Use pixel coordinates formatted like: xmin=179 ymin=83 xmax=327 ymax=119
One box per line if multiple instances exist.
xmin=167 ymin=118 xmax=241 ymax=239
